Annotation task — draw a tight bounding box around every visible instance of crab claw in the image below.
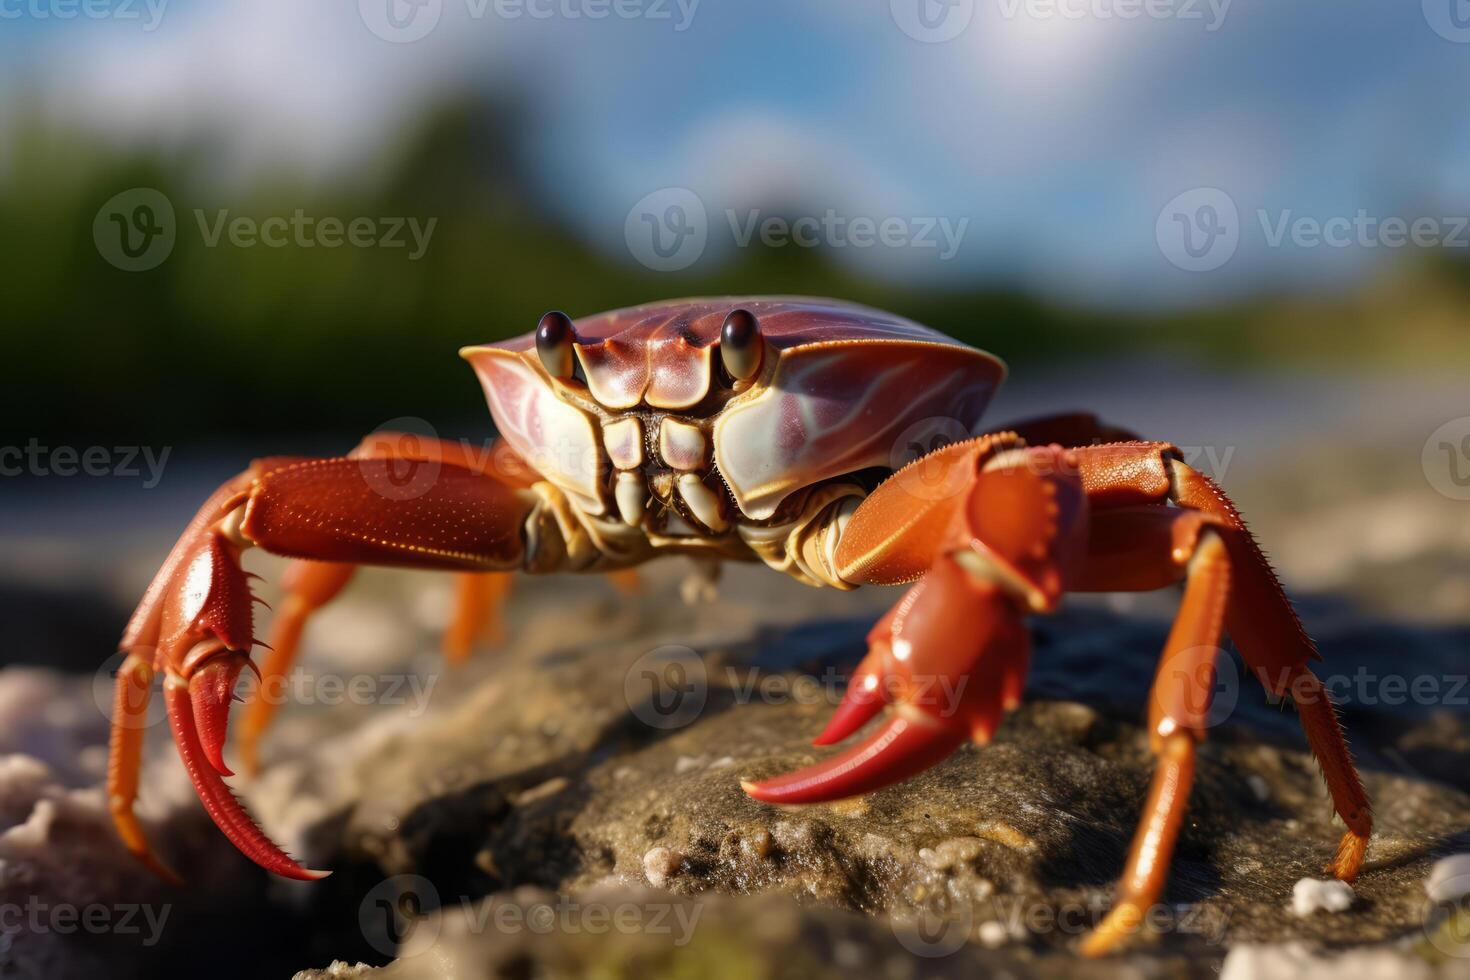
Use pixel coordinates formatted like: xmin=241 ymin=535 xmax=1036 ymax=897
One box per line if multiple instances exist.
xmin=811 ymin=645 xmax=886 ymax=747
xmin=163 ymin=670 xmax=328 ymax=880
xmin=743 ymin=711 xmax=965 ymax=803
xmin=183 ymin=649 xmax=256 ymax=777
xmin=744 ymin=555 xmax=1032 ymax=805
xmin=118 ymin=508 xmax=329 ymax=882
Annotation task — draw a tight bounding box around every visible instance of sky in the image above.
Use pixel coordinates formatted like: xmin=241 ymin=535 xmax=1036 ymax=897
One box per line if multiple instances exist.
xmin=2 ymin=0 xmax=1469 ymax=308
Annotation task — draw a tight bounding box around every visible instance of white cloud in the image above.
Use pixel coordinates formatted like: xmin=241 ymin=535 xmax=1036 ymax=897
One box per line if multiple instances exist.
xmin=19 ymin=1 xmax=501 ymax=182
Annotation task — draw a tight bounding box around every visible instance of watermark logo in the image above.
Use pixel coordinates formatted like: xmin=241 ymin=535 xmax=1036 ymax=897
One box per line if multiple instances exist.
xmin=891 ymin=0 xmax=975 ymax=42
xmin=357 ymin=417 xmax=445 ymax=501
xmin=361 ymin=0 xmax=698 ymax=42
xmin=887 ymin=416 xmax=975 ymax=502
xmin=0 ymin=899 xmax=171 ymax=946
xmin=625 ymin=188 xmax=968 ymax=272
xmin=624 ymin=645 xmax=708 ymax=730
xmin=93 ymin=650 xmax=166 ymax=730
xmin=1424 ymin=0 xmax=1470 ymax=43
xmin=1423 ymin=417 xmax=1470 ymax=501
xmin=625 ymin=188 xmax=708 ymax=272
xmin=1150 ymin=645 xmax=1239 ymax=732
xmin=94 ymin=188 xmax=437 ymax=272
xmin=360 ymin=0 xmax=443 ymax=42
xmin=892 ymin=894 xmax=975 ymax=957
xmin=1156 ymin=187 xmax=1239 ymax=272
xmin=995 ymin=0 xmax=1231 ymax=29
xmin=0 ymin=440 xmax=170 ymax=486
xmin=1422 ymin=863 xmax=1470 ymax=958
xmin=360 ymin=874 xmax=441 ymax=957
xmin=0 ymin=0 xmax=169 ymax=31
xmin=94 ymin=188 xmax=176 ymax=272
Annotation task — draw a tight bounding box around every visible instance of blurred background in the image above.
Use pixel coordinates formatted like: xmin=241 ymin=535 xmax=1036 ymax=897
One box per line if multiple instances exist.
xmin=2 ymin=2 xmax=1469 ymax=976
xmin=3 ymin=0 xmax=1470 ymax=448
xmin=4 ymin=0 xmax=1469 ymax=628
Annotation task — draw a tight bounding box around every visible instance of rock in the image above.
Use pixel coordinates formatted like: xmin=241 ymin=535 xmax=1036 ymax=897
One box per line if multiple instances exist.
xmin=642 ymin=845 xmax=683 ymax=887
xmin=1290 ymin=879 xmax=1355 ymax=916
xmin=1426 ymin=854 xmax=1470 ymax=903
xmin=8 ymin=423 xmax=1470 ymax=978
xmin=1220 ymin=942 xmax=1451 ymax=980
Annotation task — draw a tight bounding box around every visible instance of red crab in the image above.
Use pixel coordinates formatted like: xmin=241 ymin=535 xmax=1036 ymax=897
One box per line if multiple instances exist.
xmin=108 ymin=297 xmax=1370 ymax=955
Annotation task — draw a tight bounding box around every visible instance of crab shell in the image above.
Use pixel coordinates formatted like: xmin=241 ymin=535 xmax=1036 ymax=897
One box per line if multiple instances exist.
xmin=460 ymin=297 xmax=1007 ymax=523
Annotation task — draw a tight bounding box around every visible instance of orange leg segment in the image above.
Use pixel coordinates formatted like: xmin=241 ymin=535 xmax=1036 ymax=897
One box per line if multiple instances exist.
xmin=237 ymin=560 xmax=357 ymax=776
xmin=109 ymin=450 xmax=538 ymax=881
xmin=745 ymin=436 xmax=1370 ymax=957
xmin=1078 ymin=446 xmax=1372 ymax=884
xmin=443 ymin=571 xmax=515 ymax=664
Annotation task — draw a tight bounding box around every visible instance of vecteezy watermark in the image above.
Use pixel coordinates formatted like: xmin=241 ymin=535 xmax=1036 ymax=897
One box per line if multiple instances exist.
xmin=193 ymin=209 xmax=436 ymax=259
xmin=0 ymin=440 xmax=170 ymax=487
xmin=892 ymin=892 xmax=1229 ymax=955
xmin=1422 ymin=861 xmax=1470 ymax=958
xmin=1423 ymin=417 xmax=1470 ymax=501
xmin=624 ymin=187 xmax=969 ymax=273
xmin=0 ymin=899 xmax=171 ymax=946
xmin=890 ymin=0 xmax=1228 ymax=43
xmin=93 ymin=188 xmax=437 ymax=272
xmin=359 ymin=876 xmax=703 ymax=958
xmin=884 ymin=419 xmax=1238 ymax=503
xmin=1423 ymin=0 xmax=1470 ymax=43
xmin=0 ymin=0 xmax=168 ymax=31
xmin=350 ymin=417 xmax=554 ymax=502
xmin=1156 ymin=187 xmax=1240 ymax=272
xmin=995 ymin=0 xmax=1230 ymax=29
xmin=358 ymin=0 xmax=698 ymax=43
xmin=1158 ymin=188 xmax=1470 ymax=272
xmin=91 ymin=652 xmax=438 ymax=730
xmin=236 ymin=669 xmax=439 ymax=716
xmin=93 ymin=188 xmax=176 ymax=272
xmin=623 ymin=645 xmax=971 ymax=731
xmin=890 ymin=0 xmax=975 ymax=43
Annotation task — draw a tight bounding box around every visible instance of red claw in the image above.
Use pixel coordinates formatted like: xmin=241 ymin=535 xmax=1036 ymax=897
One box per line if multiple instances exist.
xmin=188 ymin=653 xmax=252 ymax=777
xmin=746 ymin=552 xmax=1034 ymax=809
xmin=812 ymin=648 xmax=886 ymax=746
xmin=744 ymin=712 xmax=965 ymax=804
xmin=164 ymin=675 xmax=329 ymax=881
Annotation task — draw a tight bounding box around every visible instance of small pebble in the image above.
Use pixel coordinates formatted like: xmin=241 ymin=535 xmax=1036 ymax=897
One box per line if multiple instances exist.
xmin=978 ymin=920 xmax=1009 ymax=948
xmin=643 ymin=846 xmax=683 ymax=887
xmin=1291 ymin=878 xmax=1354 ymax=916
xmin=741 ymin=828 xmax=774 ymax=860
xmin=1426 ymin=854 xmax=1470 ymax=902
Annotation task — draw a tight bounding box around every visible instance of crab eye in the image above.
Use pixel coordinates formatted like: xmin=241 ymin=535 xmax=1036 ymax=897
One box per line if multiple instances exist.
xmin=720 ymin=309 xmax=763 ymax=381
xmin=536 ymin=310 xmax=577 ymax=379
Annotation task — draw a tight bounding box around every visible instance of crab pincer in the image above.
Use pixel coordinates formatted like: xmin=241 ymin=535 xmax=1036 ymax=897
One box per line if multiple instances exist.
xmin=110 ymin=484 xmax=329 ymax=881
xmin=742 ymin=442 xmax=1073 ymax=806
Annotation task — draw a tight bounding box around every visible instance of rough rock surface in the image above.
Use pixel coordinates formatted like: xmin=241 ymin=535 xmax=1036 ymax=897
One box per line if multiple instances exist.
xmin=4 ymin=388 xmax=1470 ymax=979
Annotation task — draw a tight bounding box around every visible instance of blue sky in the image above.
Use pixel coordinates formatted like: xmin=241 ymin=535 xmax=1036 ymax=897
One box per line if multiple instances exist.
xmin=3 ymin=0 xmax=1469 ymax=308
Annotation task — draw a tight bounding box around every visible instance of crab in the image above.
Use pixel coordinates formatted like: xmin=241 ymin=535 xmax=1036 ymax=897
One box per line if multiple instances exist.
xmin=108 ymin=297 xmax=1371 ymax=956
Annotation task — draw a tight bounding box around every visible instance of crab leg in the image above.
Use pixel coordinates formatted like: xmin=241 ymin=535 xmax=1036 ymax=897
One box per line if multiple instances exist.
xmin=745 ymin=437 xmax=1370 ymax=958
xmin=233 ymin=435 xmax=540 ymax=772
xmin=237 ymin=560 xmax=356 ymax=775
xmin=1079 ymin=529 xmax=1230 ymax=956
xmin=111 ymin=453 xmax=539 ymax=880
xmin=107 ymin=651 xmax=181 ymax=884
xmin=1079 ymin=445 xmax=1372 ymax=882
xmin=443 ymin=571 xmax=516 ymax=663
